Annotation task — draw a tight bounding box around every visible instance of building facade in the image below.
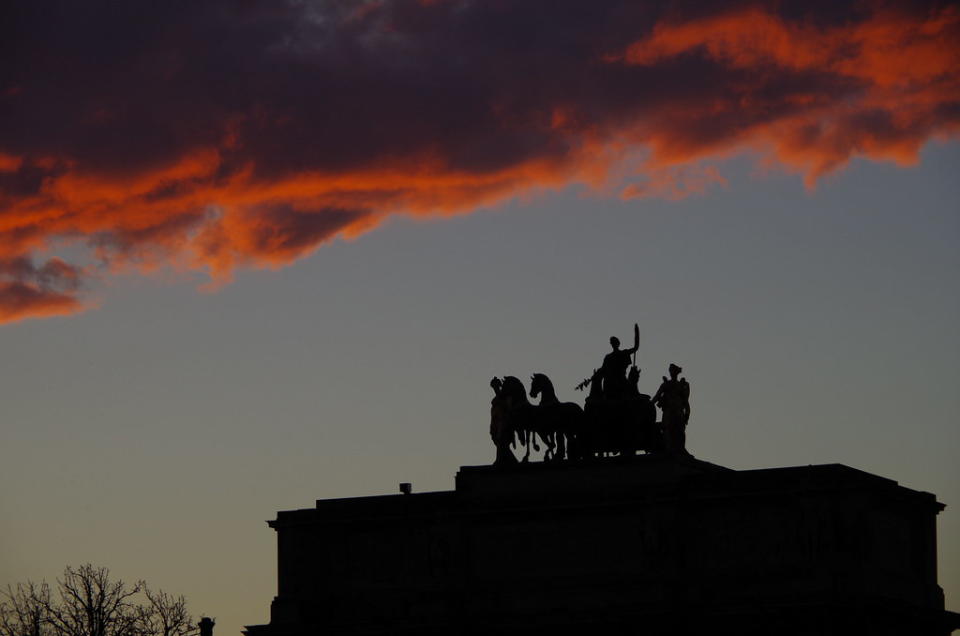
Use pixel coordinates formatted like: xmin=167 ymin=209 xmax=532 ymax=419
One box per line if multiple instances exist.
xmin=244 ymin=456 xmax=959 ymax=635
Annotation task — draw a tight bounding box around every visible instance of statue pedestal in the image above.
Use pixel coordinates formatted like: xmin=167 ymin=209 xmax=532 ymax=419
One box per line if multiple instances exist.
xmin=456 ymin=453 xmax=730 ymax=501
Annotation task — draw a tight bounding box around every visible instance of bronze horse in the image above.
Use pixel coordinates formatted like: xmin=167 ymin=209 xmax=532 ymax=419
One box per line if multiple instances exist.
xmin=529 ymin=373 xmax=583 ymax=461
xmin=498 ymin=376 xmax=558 ymax=462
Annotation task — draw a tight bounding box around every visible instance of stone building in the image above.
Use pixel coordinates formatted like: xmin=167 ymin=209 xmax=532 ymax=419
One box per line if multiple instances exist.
xmin=244 ymin=455 xmax=959 ymax=635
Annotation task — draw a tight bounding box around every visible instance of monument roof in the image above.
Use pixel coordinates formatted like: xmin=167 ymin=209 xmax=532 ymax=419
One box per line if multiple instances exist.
xmin=269 ymin=456 xmax=944 ymax=529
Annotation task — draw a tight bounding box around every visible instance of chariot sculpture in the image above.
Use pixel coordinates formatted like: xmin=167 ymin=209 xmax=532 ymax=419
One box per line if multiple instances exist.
xmin=489 ymin=324 xmax=691 ymax=465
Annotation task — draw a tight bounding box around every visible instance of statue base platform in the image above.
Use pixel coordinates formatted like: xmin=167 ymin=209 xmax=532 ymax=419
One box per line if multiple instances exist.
xmin=455 ymin=453 xmax=730 ymax=500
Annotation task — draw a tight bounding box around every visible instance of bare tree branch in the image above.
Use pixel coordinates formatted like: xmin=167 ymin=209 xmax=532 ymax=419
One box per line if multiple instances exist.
xmin=1 ymin=567 xmax=195 ymax=636
xmin=1 ymin=582 xmax=53 ymax=636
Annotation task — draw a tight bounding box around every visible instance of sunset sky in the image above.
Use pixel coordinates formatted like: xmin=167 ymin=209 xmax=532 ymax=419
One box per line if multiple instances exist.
xmin=1 ymin=1 xmax=958 ymax=634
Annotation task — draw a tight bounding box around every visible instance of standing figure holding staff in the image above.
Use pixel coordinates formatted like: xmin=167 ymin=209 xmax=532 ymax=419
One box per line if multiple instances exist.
xmin=600 ymin=323 xmax=639 ymax=399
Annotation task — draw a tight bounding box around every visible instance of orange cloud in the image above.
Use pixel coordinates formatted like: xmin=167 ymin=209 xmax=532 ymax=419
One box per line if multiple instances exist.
xmin=0 ymin=257 xmax=87 ymax=323
xmin=1 ymin=1 xmax=957 ymax=324
xmin=621 ymin=165 xmax=728 ymax=201
xmin=615 ymin=5 xmax=960 ymax=181
xmin=0 ymin=282 xmax=84 ymax=323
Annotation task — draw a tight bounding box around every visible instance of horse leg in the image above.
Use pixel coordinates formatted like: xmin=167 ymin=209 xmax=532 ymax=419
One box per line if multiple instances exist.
xmin=545 ymin=431 xmax=558 ymax=462
xmin=536 ymin=431 xmax=548 ymax=461
xmin=557 ymin=429 xmax=566 ymax=461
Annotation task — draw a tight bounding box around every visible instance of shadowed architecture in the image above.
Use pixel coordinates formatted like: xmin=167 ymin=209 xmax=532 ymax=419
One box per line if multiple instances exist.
xmin=243 ymin=455 xmax=959 ymax=635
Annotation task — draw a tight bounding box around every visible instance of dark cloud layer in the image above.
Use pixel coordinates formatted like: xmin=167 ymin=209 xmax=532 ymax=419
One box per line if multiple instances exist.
xmin=1 ymin=0 xmax=957 ymax=322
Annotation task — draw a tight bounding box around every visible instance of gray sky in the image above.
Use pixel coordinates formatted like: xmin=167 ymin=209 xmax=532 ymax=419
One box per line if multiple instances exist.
xmin=2 ymin=143 xmax=958 ymax=635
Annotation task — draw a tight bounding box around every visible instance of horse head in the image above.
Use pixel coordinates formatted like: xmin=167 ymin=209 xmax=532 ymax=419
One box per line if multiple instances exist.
xmin=529 ymin=373 xmax=549 ymax=399
xmin=502 ymin=376 xmax=529 ymax=405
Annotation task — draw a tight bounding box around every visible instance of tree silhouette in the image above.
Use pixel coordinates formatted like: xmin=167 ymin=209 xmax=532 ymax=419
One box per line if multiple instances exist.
xmin=0 ymin=566 xmax=196 ymax=636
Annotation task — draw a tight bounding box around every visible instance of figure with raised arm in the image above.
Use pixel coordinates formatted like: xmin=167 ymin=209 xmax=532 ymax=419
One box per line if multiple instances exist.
xmin=653 ymin=363 xmax=690 ymax=455
xmin=600 ymin=323 xmax=639 ymax=399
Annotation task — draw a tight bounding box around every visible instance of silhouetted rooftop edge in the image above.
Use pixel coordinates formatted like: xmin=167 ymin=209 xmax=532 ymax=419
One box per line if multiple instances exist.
xmin=267 ymin=456 xmax=945 ymax=526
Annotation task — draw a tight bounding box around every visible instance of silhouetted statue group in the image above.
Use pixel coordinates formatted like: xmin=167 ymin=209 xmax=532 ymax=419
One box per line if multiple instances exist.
xmin=489 ymin=324 xmax=691 ymax=465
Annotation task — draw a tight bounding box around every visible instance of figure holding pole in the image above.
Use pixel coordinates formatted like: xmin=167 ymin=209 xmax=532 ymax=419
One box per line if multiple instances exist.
xmin=599 ymin=323 xmax=639 ymax=399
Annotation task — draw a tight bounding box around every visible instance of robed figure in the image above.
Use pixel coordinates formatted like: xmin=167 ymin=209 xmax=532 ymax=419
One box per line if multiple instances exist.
xmin=653 ymin=363 xmax=690 ymax=455
xmin=489 ymin=377 xmax=518 ymax=465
